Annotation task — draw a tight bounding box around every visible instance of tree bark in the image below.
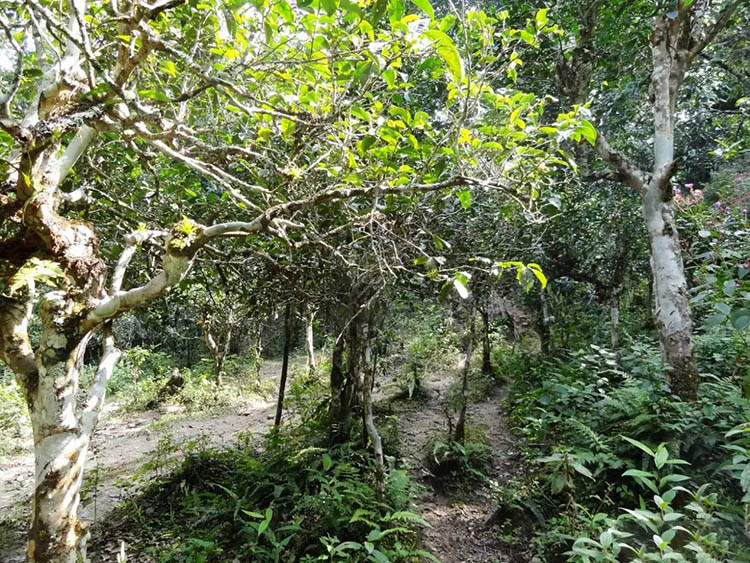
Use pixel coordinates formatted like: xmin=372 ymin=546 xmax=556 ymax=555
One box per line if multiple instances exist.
xmin=454 ymin=307 xmax=474 ymax=443
xmin=274 ymin=304 xmax=293 ymax=427
xmin=566 ymin=4 xmax=745 ymax=400
xmin=644 ymin=16 xmax=698 ymax=401
xmin=305 ymin=306 xmax=316 ymax=372
xmin=361 ymin=323 xmax=385 ymax=501
xmin=481 ymin=308 xmax=492 ymax=374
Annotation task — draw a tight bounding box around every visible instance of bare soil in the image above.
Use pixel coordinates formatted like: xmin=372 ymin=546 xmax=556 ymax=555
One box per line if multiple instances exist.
xmin=1 ymin=359 xmax=521 ymax=563
xmin=0 ymin=362 xmax=282 ymax=563
xmin=392 ymin=369 xmax=520 ymax=563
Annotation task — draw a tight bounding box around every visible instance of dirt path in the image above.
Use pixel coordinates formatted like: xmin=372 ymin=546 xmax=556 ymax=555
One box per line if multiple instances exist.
xmin=391 ymin=370 xmax=519 ymax=563
xmin=0 ymin=363 xmax=283 ymax=563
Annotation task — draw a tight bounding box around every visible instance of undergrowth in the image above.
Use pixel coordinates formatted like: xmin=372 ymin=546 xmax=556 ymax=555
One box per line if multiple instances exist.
xmin=496 ymin=338 xmax=750 ymax=562
xmin=92 ymin=425 xmax=435 ymax=562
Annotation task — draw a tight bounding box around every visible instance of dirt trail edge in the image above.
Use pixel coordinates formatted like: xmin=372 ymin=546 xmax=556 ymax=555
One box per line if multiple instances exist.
xmin=0 ymin=363 xmax=281 ymax=563
xmin=391 ymin=374 xmax=519 ymax=563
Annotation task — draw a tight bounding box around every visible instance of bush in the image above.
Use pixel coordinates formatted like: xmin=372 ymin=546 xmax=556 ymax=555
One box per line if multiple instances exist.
xmin=0 ymin=380 xmax=30 ymax=458
xmin=497 ymin=340 xmax=750 ymax=561
xmin=93 ymin=428 xmax=433 ymax=562
xmin=423 ymin=426 xmax=491 ymax=483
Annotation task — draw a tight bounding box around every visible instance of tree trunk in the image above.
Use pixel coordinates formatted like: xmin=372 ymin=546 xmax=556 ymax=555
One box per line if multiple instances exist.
xmin=454 ymin=308 xmax=474 ymax=443
xmin=274 ymin=304 xmax=292 ymax=427
xmin=329 ymin=320 xmax=362 ymax=443
xmin=305 ymin=307 xmax=316 ymax=372
xmin=361 ymin=323 xmax=385 ymax=501
xmin=609 ymin=294 xmax=620 ymax=353
xmin=645 ymin=17 xmax=699 ymax=401
xmin=22 ymin=303 xmax=123 ymax=563
xmin=481 ymin=308 xmax=492 ymax=374
xmin=28 ymin=430 xmax=90 ymax=563
xmin=643 ymin=188 xmax=698 ymax=401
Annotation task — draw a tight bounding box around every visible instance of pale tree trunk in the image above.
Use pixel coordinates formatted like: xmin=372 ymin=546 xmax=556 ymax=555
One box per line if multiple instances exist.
xmin=201 ymin=309 xmax=234 ymax=386
xmin=643 ymin=15 xmax=698 ymax=401
xmin=573 ymin=2 xmax=742 ymax=401
xmin=305 ymin=306 xmax=316 ymax=372
xmin=361 ymin=322 xmax=385 ymax=501
xmin=454 ymin=307 xmax=474 ymax=444
xmin=202 ymin=320 xmax=222 ymax=385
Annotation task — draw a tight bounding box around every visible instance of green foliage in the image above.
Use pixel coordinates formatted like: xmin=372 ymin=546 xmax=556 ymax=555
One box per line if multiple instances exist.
xmin=0 ymin=380 xmax=30 ymax=459
xmin=95 ymin=428 xmax=431 ymax=562
xmin=569 ymin=444 xmax=733 ymax=562
xmin=424 ymin=427 xmax=491 ymax=483
xmin=379 ymin=303 xmax=458 ymax=400
xmin=498 ymin=340 xmax=750 ymax=561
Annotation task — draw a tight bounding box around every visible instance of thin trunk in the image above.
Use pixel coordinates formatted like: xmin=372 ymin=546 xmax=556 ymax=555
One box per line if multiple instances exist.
xmin=361 ymin=323 xmax=385 ymax=501
xmin=253 ymin=328 xmax=263 ymax=380
xmin=481 ymin=308 xmax=492 ymax=374
xmin=610 ymin=295 xmax=620 ymax=352
xmin=646 ymin=18 xmax=699 ymax=401
xmin=305 ymin=308 xmax=316 ymax=372
xmin=454 ymin=308 xmax=474 ymax=443
xmin=274 ymin=304 xmax=292 ymax=427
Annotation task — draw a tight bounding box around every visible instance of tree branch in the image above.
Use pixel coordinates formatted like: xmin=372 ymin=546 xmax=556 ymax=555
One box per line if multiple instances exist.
xmin=592 ymin=130 xmax=647 ymax=195
xmin=0 ymin=16 xmax=24 ymax=124
xmin=687 ymin=0 xmax=742 ymax=63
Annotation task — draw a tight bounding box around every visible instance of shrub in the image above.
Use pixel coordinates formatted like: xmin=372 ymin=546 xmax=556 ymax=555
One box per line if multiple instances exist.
xmin=498 ymin=339 xmax=750 ymax=561
xmin=92 ymin=431 xmax=434 ymax=562
xmin=0 ymin=380 xmax=30 ymax=458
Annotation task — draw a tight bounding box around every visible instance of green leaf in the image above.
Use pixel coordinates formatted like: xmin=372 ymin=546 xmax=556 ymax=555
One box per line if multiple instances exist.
xmin=535 ymin=8 xmax=548 ymax=28
xmin=421 ymin=30 xmax=463 ymax=82
xmin=257 ymin=517 xmax=270 ymax=535
xmin=654 ymin=446 xmax=668 ymax=469
xmin=371 ymin=0 xmax=388 ymax=23
xmin=519 ymin=29 xmax=536 ymax=45
xmin=527 ymin=263 xmax=547 ymax=289
xmin=382 ymin=68 xmax=396 ymax=88
xmin=322 ymin=453 xmax=333 ymax=471
xmin=621 ymin=436 xmax=655 ymax=457
xmin=138 ymin=89 xmax=170 ymax=102
xmin=575 ymin=118 xmax=597 ymax=146
xmin=321 ymin=0 xmax=337 ymax=15
xmin=730 ymin=308 xmax=750 ymax=331
xmin=8 ymin=258 xmax=66 ymax=294
xmin=275 ymin=0 xmax=294 ymax=23
xmin=369 ymin=549 xmax=391 ymax=563
xmin=572 ymin=462 xmax=594 ymax=479
xmin=723 ymin=280 xmax=736 ymax=297
xmin=387 ymin=0 xmax=404 ymax=20
xmin=409 ymin=0 xmax=433 ymax=18
xmin=456 ymin=190 xmax=471 ymax=209
xmin=160 ymin=60 xmax=177 ymax=77
xmin=623 ymin=469 xmax=654 ymax=479
xmin=704 ymin=312 xmax=727 ymax=327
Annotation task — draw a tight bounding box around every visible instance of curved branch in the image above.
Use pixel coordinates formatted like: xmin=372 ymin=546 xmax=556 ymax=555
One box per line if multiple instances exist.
xmin=593 ymin=131 xmax=647 ymax=195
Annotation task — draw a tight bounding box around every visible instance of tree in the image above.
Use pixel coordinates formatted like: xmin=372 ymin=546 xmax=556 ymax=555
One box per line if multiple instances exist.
xmin=555 ymin=0 xmax=744 ymax=400
xmin=0 ymin=0 xmax=579 ymax=558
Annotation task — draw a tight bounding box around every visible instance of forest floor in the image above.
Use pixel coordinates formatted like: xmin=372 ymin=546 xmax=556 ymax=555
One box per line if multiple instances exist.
xmin=0 ymin=361 xmax=283 ymax=563
xmin=1 ymin=360 xmax=520 ymax=563
xmin=390 ymin=370 xmax=520 ymax=563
